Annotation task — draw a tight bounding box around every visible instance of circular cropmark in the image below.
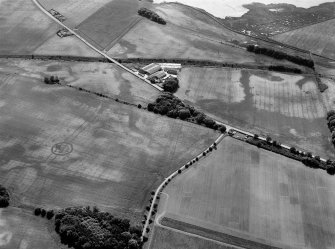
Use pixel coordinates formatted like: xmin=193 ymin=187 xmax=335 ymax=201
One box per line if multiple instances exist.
xmin=51 ymin=142 xmax=73 ymax=155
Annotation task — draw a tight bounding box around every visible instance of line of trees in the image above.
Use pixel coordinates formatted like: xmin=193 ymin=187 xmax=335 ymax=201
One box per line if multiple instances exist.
xmin=138 ymin=8 xmax=166 ymax=25
xmin=247 ymin=44 xmax=314 ymax=68
xmin=268 ymin=65 xmax=302 ymax=74
xmin=249 ymin=135 xmax=335 ymax=175
xmin=0 ymin=185 xmax=9 ymax=208
xmin=54 ymin=206 xmax=142 ymax=249
xmin=327 ymin=110 xmax=335 ymax=148
xmin=147 ymin=94 xmax=226 ymax=133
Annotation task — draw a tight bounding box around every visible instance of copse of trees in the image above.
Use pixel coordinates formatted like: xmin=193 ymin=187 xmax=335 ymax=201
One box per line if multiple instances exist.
xmin=246 ymin=44 xmax=314 ymax=69
xmin=0 ymin=185 xmax=10 ymax=208
xmin=44 ymin=75 xmax=60 ymax=85
xmin=147 ymin=94 xmax=226 ymax=132
xmin=54 ymin=206 xmax=142 ymax=249
xmin=326 ymin=110 xmax=335 ymax=148
xmin=162 ymin=78 xmax=179 ymax=93
xmin=138 ymin=8 xmax=166 ymax=25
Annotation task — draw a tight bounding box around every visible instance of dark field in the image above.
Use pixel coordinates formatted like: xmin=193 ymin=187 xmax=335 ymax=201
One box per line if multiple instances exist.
xmin=77 ymin=0 xmax=141 ymax=50
xmin=159 ymin=137 xmax=335 ymax=249
xmin=0 ymin=61 xmax=217 ymax=223
xmin=176 ymin=67 xmax=335 ymax=159
xmin=0 ymin=0 xmax=58 ymax=55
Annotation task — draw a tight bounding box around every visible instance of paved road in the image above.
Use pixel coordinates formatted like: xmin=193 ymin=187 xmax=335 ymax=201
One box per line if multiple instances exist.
xmin=32 ymin=0 xmax=163 ymax=92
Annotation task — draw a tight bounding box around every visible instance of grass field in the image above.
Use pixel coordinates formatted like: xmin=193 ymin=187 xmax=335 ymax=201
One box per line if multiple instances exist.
xmin=176 ymin=67 xmax=335 ymax=158
xmin=0 ymin=0 xmax=58 ymax=55
xmin=158 ymin=137 xmax=335 ymax=249
xmin=77 ymin=0 xmax=141 ymax=51
xmin=39 ymin=0 xmax=112 ymax=27
xmin=0 ymin=207 xmax=60 ymax=249
xmin=0 ymin=60 xmax=217 ymax=223
xmin=272 ymin=18 xmax=335 ymax=60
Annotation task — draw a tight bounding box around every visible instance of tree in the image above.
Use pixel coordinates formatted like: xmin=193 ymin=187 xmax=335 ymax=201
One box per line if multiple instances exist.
xmin=178 ymin=169 xmax=182 ymax=174
xmin=254 ymin=134 xmax=259 ymax=139
xmin=44 ymin=77 xmax=50 ymax=84
xmin=137 ymin=104 xmax=142 ymax=109
xmin=46 ymin=210 xmax=54 ymax=219
xmin=178 ymin=109 xmax=191 ymax=120
xmin=327 ymin=165 xmax=335 ymax=175
xmin=203 ymin=118 xmax=215 ymax=128
xmin=327 ymin=110 xmax=335 ymax=119
xmin=219 ymin=125 xmax=227 ymax=133
xmin=147 ymin=103 xmax=155 ymax=112
xmin=195 ymin=114 xmax=205 ymax=124
xmin=41 ymin=209 xmax=46 ymax=217
xmin=163 ymin=78 xmax=179 ymax=93
xmin=290 ymin=147 xmax=297 ymax=154
xmin=266 ymin=136 xmax=272 ymax=143
xmin=34 ymin=208 xmax=41 ymax=216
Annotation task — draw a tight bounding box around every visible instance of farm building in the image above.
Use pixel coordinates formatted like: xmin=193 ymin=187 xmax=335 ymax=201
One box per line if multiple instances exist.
xmin=147 ymin=70 xmax=167 ymax=81
xmin=140 ymin=63 xmax=162 ymax=75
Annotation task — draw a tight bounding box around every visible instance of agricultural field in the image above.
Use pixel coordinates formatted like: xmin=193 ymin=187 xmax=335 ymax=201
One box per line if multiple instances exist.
xmin=153 ymin=3 xmax=248 ymax=42
xmin=0 ymin=60 xmax=217 ymax=225
xmin=77 ymin=0 xmax=142 ymax=51
xmin=39 ymin=0 xmax=112 ymax=27
xmin=272 ymin=18 xmax=335 ymax=60
xmin=109 ymin=19 xmax=282 ymax=66
xmin=0 ymin=59 xmax=160 ymax=105
xmin=157 ymin=137 xmax=335 ymax=249
xmin=34 ymin=35 xmax=102 ymax=58
xmin=0 ymin=0 xmax=58 ymax=55
xmin=176 ymin=67 xmax=335 ymax=158
xmin=0 ymin=207 xmax=61 ymax=249
xmin=149 ymin=226 xmax=236 ymax=249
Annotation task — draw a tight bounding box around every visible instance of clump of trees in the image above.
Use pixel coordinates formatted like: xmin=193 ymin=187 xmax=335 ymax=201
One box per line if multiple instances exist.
xmin=34 ymin=208 xmax=55 ymax=220
xmin=0 ymin=185 xmax=9 ymax=208
xmin=162 ymin=78 xmax=179 ymax=93
xmin=327 ymin=110 xmax=335 ymax=147
xmin=54 ymin=206 xmax=142 ymax=249
xmin=138 ymin=8 xmax=166 ymax=25
xmin=44 ymin=75 xmax=60 ymax=85
xmin=246 ymin=45 xmax=314 ymax=69
xmin=147 ymin=94 xmax=226 ymax=132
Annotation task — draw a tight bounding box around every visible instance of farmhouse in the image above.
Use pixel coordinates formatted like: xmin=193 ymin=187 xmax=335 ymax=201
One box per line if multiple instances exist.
xmin=140 ymin=63 xmax=162 ymax=75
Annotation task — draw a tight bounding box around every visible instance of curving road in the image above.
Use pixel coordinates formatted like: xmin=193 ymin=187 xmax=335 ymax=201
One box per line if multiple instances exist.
xmin=31 ymin=0 xmax=163 ymax=92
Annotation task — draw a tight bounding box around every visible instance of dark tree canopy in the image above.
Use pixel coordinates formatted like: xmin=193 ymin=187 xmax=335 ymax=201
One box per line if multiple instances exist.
xmin=138 ymin=8 xmax=166 ymax=25
xmin=0 ymin=185 xmax=9 ymax=208
xmin=54 ymin=207 xmax=142 ymax=249
xmin=162 ymin=78 xmax=179 ymax=93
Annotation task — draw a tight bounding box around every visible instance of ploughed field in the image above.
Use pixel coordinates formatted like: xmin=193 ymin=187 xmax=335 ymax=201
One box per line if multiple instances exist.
xmin=176 ymin=67 xmax=335 ymax=158
xmin=272 ymin=18 xmax=335 ymax=60
xmin=0 ymin=59 xmax=217 ymax=224
xmin=77 ymin=0 xmax=142 ymax=51
xmin=0 ymin=0 xmax=58 ymax=55
xmin=156 ymin=137 xmax=335 ymax=249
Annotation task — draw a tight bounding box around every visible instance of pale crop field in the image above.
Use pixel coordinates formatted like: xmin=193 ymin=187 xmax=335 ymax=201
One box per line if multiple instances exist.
xmin=0 ymin=59 xmax=160 ymax=106
xmin=0 ymin=60 xmax=217 ymax=223
xmin=0 ymin=0 xmax=58 ymax=55
xmin=0 ymin=208 xmax=60 ymax=249
xmin=160 ymin=137 xmax=335 ymax=249
xmin=176 ymin=67 xmax=335 ymax=158
xmin=272 ymin=19 xmax=335 ymax=60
